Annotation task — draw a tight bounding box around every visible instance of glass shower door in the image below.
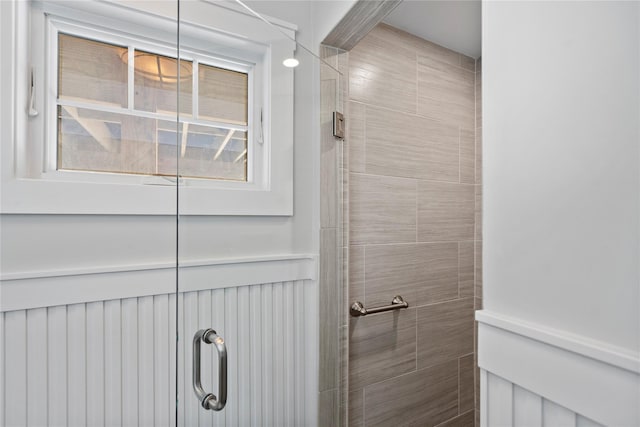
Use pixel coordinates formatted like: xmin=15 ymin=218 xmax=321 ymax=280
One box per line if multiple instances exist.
xmin=0 ymin=1 xmax=180 ymax=425
xmin=175 ymin=1 xmax=345 ymax=425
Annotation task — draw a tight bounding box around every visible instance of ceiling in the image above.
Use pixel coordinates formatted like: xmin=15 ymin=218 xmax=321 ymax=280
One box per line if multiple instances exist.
xmin=383 ymin=0 xmax=481 ymax=59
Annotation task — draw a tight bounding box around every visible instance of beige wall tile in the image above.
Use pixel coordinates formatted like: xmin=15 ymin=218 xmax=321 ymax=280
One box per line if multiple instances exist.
xmin=320 ymin=131 xmax=338 ymax=229
xmin=349 ymin=389 xmax=364 ymax=427
xmin=458 ymin=241 xmax=475 ymax=298
xmin=365 ymin=242 xmax=458 ymax=307
xmin=321 ymin=45 xmax=339 ymax=68
xmin=349 ymin=101 xmax=366 ymax=173
xmin=459 ymin=354 xmax=474 ymax=413
xmin=475 ymin=66 xmax=482 ymax=126
xmin=417 ymin=298 xmax=474 ymax=369
xmin=417 ymin=55 xmax=475 ymax=130
xmin=319 ymin=389 xmax=338 ymax=427
xmin=337 ymin=49 xmax=349 ymax=107
xmin=340 ymin=324 xmax=349 ymax=407
xmin=320 ymin=228 xmax=339 ymax=391
xmin=350 ymin=173 xmax=417 ymax=245
xmin=418 ymin=55 xmax=475 ymax=104
xmin=475 ymin=185 xmax=482 ymax=240
xmin=349 ymin=25 xmax=417 ymax=114
xmin=349 ymin=245 xmax=365 ymax=305
xmin=342 ymin=168 xmax=349 ymax=247
xmin=364 ymin=359 xmax=458 ymax=427
xmin=475 ymin=128 xmax=482 ymax=185
xmin=418 ymin=95 xmax=475 ymax=133
xmin=460 ymin=55 xmax=476 ymax=72
xmin=349 ymin=308 xmax=416 ymax=390
xmin=418 ymin=181 xmax=475 ymax=242
xmin=371 ymin=23 xmax=461 ymax=68
xmin=460 ymin=128 xmax=475 ymax=184
xmin=475 ymin=242 xmax=482 ymax=299
xmin=437 ymin=410 xmax=475 ymax=427
xmin=366 ymin=106 xmax=459 ymax=181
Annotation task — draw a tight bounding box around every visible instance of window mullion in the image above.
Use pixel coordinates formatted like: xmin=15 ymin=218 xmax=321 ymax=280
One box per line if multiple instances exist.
xmin=192 ymin=60 xmax=199 ymax=120
xmin=127 ymin=46 xmax=134 ymax=110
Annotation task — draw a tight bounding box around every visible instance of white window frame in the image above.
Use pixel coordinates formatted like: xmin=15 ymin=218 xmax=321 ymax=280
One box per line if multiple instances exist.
xmin=0 ymin=0 xmax=296 ymax=215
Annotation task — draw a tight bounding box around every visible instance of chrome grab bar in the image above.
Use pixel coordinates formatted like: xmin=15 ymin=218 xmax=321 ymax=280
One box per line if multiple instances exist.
xmin=193 ymin=328 xmax=227 ymax=411
xmin=350 ymin=295 xmax=409 ymax=317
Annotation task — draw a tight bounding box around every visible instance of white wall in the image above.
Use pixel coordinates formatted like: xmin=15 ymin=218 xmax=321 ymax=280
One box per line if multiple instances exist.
xmin=480 ymin=1 xmax=640 ymax=425
xmin=483 ymin=0 xmax=639 ymax=353
xmin=0 ymin=0 xmax=356 ymax=274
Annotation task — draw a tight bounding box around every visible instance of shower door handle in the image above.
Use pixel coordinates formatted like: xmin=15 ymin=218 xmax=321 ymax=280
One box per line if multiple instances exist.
xmin=193 ymin=328 xmax=227 ymax=411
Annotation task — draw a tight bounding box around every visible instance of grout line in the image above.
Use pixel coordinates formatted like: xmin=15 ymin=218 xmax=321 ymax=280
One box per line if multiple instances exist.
xmin=457 ymin=241 xmax=462 ymax=299
xmin=433 ymin=410 xmax=476 ymax=427
xmin=361 ymin=388 xmax=365 ymax=427
xmin=348 ymin=96 xmax=473 ymax=130
xmin=415 ymin=180 xmax=419 ymax=243
xmin=350 ymin=171 xmax=476 ymax=187
xmin=458 ymin=126 xmax=462 ymax=184
xmin=415 ymin=307 xmax=418 ymax=371
xmin=458 ymin=356 xmax=461 ymax=414
xmin=415 ymin=51 xmax=419 ymax=115
xmin=362 ymin=246 xmax=366 ymax=306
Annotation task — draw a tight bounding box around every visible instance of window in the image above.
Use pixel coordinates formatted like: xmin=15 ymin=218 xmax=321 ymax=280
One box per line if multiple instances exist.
xmin=57 ymin=34 xmax=249 ymax=181
xmin=1 ymin=0 xmax=296 ymax=215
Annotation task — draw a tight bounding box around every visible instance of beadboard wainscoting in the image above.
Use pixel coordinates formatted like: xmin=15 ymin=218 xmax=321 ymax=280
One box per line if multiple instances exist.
xmin=477 ymin=311 xmax=640 ymax=427
xmin=0 ymin=256 xmax=319 ymax=427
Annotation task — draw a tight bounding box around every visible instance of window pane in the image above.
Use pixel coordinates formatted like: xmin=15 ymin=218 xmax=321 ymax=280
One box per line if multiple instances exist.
xmin=58 ymin=34 xmax=128 ymax=107
xmin=170 ymin=124 xmax=247 ymax=181
xmin=199 ymin=64 xmax=248 ymax=125
xmin=133 ymin=50 xmax=193 ymax=115
xmin=57 ymin=106 xmax=177 ymax=176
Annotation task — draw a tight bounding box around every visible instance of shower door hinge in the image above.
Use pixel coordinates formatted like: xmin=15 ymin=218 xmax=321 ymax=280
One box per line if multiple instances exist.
xmin=333 ymin=111 xmax=345 ymax=139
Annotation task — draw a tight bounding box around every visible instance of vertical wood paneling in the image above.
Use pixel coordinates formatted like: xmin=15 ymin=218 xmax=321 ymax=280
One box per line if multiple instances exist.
xmin=261 ymin=283 xmax=274 ymax=427
xmin=224 ymin=287 xmax=238 ymax=427
xmin=177 ymin=292 xmax=185 ymax=427
xmin=249 ymin=285 xmax=262 ymax=427
xmin=304 ymin=279 xmax=319 ymax=426
xmin=104 ymin=299 xmax=122 ymax=427
xmin=4 ymin=310 xmax=27 ymax=426
xmin=168 ymin=293 xmax=177 ymax=427
xmin=0 ymin=312 xmax=5 ymax=427
xmin=283 ymin=281 xmax=295 ymax=427
xmin=67 ymin=303 xmax=87 ymax=427
xmin=138 ymin=296 xmax=155 ymax=426
xmin=483 ymin=370 xmax=599 ymax=427
xmin=154 ymin=294 xmax=170 ymax=427
xmin=86 ymin=301 xmax=105 ymax=427
xmin=26 ymin=308 xmax=47 ymax=426
xmin=513 ymin=384 xmax=542 ymax=427
xmin=211 ymin=288 xmax=226 ymax=427
xmin=2 ymin=280 xmax=314 ymax=427
xmin=121 ymin=298 xmax=138 ymax=427
xmin=237 ymin=285 xmax=250 ymax=427
xmin=183 ymin=291 xmax=199 ymax=427
xmin=487 ymin=373 xmax=513 ymax=427
xmin=543 ymin=400 xmax=576 ymax=427
xmin=48 ymin=305 xmax=68 ymax=426
xmin=197 ymin=290 xmax=213 ymax=427
xmin=273 ymin=282 xmax=285 ymax=427
xmin=293 ymin=281 xmax=305 ymax=425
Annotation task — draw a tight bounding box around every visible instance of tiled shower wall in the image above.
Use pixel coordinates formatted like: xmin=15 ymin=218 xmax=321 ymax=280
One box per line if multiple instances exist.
xmin=319 ymin=46 xmax=348 ymax=427
xmin=346 ymin=24 xmax=482 ymax=427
